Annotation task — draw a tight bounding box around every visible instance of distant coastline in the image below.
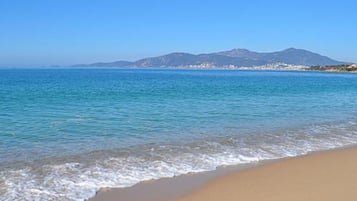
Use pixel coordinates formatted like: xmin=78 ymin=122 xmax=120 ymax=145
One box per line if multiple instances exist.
xmin=307 ymin=64 xmax=357 ymax=73
xmin=73 ymin=48 xmax=346 ymax=69
xmin=68 ymin=63 xmax=357 ymax=73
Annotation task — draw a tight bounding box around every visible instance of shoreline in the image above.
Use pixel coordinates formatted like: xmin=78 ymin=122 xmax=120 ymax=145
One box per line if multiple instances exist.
xmin=87 ymin=158 xmax=274 ymax=201
xmin=88 ymin=145 xmax=357 ymax=201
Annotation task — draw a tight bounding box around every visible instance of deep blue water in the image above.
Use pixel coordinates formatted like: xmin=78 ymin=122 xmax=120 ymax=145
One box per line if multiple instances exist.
xmin=1 ymin=69 xmax=357 ymax=200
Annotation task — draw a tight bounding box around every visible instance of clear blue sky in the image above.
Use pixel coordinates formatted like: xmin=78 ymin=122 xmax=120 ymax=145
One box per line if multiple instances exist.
xmin=0 ymin=0 xmax=356 ymax=66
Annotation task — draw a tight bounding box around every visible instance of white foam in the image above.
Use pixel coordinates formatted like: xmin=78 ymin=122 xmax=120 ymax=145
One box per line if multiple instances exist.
xmin=1 ymin=120 xmax=357 ymax=201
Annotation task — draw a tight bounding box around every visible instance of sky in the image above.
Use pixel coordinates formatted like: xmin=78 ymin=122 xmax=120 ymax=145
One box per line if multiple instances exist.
xmin=0 ymin=0 xmax=356 ymax=67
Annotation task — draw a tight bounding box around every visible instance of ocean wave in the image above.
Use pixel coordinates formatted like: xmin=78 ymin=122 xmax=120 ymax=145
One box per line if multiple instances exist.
xmin=1 ymin=120 xmax=357 ymax=201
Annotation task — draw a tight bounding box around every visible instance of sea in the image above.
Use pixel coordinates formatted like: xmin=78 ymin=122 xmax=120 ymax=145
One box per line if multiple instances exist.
xmin=0 ymin=68 xmax=357 ymax=201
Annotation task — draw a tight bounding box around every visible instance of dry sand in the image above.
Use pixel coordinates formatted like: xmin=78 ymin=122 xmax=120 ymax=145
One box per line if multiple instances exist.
xmin=176 ymin=147 xmax=357 ymax=201
xmin=89 ymin=147 xmax=357 ymax=201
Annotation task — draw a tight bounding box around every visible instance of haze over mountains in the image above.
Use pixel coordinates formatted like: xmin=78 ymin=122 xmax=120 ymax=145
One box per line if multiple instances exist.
xmin=74 ymin=48 xmax=345 ymax=68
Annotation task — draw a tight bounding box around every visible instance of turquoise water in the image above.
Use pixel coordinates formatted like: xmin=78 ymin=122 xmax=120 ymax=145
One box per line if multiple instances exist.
xmin=1 ymin=69 xmax=357 ymax=200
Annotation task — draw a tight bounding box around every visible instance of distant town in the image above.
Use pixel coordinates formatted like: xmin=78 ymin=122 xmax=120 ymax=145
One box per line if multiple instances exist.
xmin=162 ymin=63 xmax=357 ymax=72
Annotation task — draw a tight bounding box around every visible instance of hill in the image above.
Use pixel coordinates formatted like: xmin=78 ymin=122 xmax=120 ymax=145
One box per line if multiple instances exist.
xmin=74 ymin=48 xmax=345 ymax=68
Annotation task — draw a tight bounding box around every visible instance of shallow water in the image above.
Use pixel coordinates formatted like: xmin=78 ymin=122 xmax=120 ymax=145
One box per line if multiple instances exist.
xmin=1 ymin=69 xmax=357 ymax=200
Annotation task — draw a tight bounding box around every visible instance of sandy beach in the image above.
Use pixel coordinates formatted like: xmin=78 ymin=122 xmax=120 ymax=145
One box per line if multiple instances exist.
xmin=89 ymin=147 xmax=357 ymax=201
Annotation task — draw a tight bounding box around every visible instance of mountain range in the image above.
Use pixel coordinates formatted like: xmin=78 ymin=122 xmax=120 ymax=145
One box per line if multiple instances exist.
xmin=74 ymin=48 xmax=345 ymax=68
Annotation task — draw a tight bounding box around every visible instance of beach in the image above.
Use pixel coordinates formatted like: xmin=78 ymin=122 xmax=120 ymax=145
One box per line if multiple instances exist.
xmin=90 ymin=147 xmax=357 ymax=201
xmin=2 ymin=0 xmax=357 ymax=200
